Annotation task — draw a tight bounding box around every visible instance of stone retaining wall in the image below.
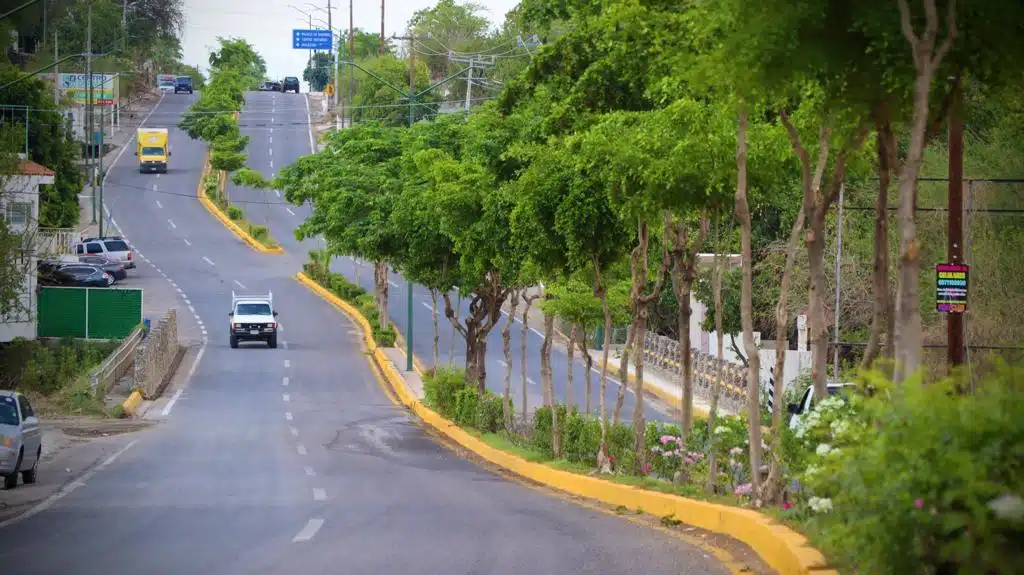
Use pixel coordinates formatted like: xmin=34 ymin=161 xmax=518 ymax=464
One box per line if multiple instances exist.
xmin=132 ymin=309 xmax=179 ymax=399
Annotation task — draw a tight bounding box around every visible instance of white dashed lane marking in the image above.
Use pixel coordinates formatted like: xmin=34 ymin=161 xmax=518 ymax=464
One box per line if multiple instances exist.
xmin=203 ymin=256 xmax=215 ymax=267
xmin=284 ymin=360 xmax=290 ymax=368
xmin=304 ymin=466 xmax=315 ymax=476
xmin=282 ymin=377 xmax=289 ymax=386
xmin=312 ymin=488 xmax=326 ymax=501
xmin=183 ymin=238 xmax=191 ymax=246
xmin=233 ymin=280 xmax=247 ymax=289
xmin=292 ymin=518 xmax=324 ymax=543
xmin=296 ymin=444 xmax=306 ymax=455
xmin=282 ymin=393 xmax=290 ymax=402
xmin=167 ymin=219 xmax=176 ymax=229
xmin=285 ymin=412 xmax=293 ymax=421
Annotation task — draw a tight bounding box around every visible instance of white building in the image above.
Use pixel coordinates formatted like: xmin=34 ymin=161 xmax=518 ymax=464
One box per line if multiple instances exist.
xmin=0 ymin=157 xmax=56 ymax=342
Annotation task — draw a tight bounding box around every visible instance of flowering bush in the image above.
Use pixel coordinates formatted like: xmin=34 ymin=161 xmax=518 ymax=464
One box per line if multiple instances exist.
xmin=804 ymin=365 xmax=1024 ymax=574
xmin=649 ymin=434 xmax=705 ymax=482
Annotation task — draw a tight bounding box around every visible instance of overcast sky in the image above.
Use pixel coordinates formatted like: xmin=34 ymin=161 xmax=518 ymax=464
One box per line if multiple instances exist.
xmin=181 ymin=0 xmax=521 ymax=83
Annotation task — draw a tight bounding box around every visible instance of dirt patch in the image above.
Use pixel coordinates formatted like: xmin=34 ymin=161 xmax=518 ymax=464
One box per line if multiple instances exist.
xmin=46 ymin=417 xmax=155 ymax=438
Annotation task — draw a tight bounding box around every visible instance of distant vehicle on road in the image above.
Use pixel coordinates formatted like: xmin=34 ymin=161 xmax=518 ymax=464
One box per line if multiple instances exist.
xmin=259 ymin=81 xmax=275 ymax=91
xmin=75 ymin=236 xmax=135 ymax=269
xmin=0 ymin=391 xmax=42 ymax=490
xmin=136 ymin=128 xmax=170 ymax=173
xmin=271 ymin=81 xmax=283 ymax=92
xmin=282 ymin=76 xmax=300 ymax=93
xmin=787 ymin=382 xmax=856 ymax=430
xmin=38 ymin=261 xmax=114 ymax=287
xmin=174 ymin=76 xmax=194 ymax=94
xmin=229 ymin=290 xmax=279 ymax=348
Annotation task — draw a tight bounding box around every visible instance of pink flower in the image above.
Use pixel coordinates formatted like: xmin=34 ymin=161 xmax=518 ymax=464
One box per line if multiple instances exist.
xmin=783 ymin=502 xmax=793 ymax=511
xmin=734 ymin=483 xmax=753 ymax=496
xmin=914 ymin=498 xmax=924 ymax=509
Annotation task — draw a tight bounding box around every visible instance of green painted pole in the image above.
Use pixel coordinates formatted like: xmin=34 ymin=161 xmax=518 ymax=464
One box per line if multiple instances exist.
xmin=406 ymin=54 xmax=415 ymax=372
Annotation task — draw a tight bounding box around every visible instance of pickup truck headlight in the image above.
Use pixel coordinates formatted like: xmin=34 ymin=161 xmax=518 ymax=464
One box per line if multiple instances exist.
xmin=1 ymin=436 xmax=14 ymax=449
xmin=232 ymin=323 xmax=241 ymax=329
xmin=266 ymin=323 xmax=276 ymax=329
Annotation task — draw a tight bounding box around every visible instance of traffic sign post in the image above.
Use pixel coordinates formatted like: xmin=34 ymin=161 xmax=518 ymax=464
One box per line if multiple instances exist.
xmin=293 ymin=29 xmax=333 ymax=51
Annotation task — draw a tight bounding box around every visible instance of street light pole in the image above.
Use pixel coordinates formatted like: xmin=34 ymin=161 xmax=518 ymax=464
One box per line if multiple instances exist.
xmin=406 ymin=35 xmax=415 ymax=372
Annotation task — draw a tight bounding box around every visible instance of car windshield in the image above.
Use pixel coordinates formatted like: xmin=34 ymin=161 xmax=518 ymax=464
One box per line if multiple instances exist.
xmin=141 ymin=146 xmax=164 ymax=156
xmin=104 ymin=240 xmax=129 ymax=251
xmin=236 ymin=303 xmax=272 ymax=316
xmin=0 ymin=397 xmax=19 ymax=425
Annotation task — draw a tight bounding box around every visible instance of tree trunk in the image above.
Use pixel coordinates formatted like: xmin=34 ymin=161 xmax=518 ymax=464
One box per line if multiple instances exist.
xmin=464 ymin=320 xmax=481 ymax=385
xmin=541 ymin=303 xmax=559 ymax=457
xmin=707 ymin=230 xmax=726 ymax=494
xmin=629 ymin=218 xmax=669 ymax=476
xmin=594 ymin=258 xmax=614 ymax=474
xmin=503 ymin=290 xmax=518 ymax=432
xmin=373 ymin=262 xmax=389 ymax=330
xmin=893 ymin=0 xmax=957 ymax=382
xmin=578 ymin=331 xmax=593 ymax=415
xmin=666 ymin=214 xmax=709 ymax=443
xmin=566 ymin=325 xmax=577 ymax=407
xmin=613 ymin=322 xmax=633 ymax=424
xmin=448 ymin=292 xmax=461 ymax=366
xmin=521 ymin=292 xmax=538 ymax=419
xmin=806 ymin=212 xmax=829 ymax=400
xmin=735 ymin=109 xmax=764 ymax=501
xmin=431 ymin=289 xmax=440 ymax=368
xmin=863 ymin=116 xmax=895 ymax=368
xmin=764 ymin=206 xmax=806 ymax=504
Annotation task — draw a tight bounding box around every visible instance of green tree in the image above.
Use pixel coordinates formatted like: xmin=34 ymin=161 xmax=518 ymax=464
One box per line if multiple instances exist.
xmin=303 ymin=52 xmax=333 ymax=92
xmin=277 ymin=123 xmax=404 ymax=326
xmin=350 ymin=55 xmax=438 ymax=126
xmin=0 ymin=65 xmax=82 ymax=228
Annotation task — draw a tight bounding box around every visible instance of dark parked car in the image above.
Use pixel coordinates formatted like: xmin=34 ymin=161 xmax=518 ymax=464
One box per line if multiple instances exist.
xmin=282 ymin=76 xmax=300 ymax=93
xmin=77 ymin=255 xmax=128 ymax=281
xmin=270 ymin=81 xmax=283 ymax=92
xmin=174 ymin=76 xmax=194 ymax=94
xmin=38 ymin=261 xmax=113 ymax=287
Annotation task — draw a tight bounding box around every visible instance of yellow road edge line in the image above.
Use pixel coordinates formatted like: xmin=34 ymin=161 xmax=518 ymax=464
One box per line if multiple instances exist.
xmin=196 ymin=152 xmax=285 ymax=255
xmin=121 ymin=389 xmax=144 ymax=416
xmin=294 ymin=271 xmax=832 ymax=575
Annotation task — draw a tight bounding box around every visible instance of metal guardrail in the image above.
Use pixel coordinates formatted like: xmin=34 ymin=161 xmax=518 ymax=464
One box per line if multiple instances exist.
xmin=90 ymin=326 xmax=145 ymax=395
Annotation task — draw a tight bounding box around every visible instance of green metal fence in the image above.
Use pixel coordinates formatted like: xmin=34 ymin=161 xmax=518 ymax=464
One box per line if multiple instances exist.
xmin=37 ymin=287 xmax=143 ymax=339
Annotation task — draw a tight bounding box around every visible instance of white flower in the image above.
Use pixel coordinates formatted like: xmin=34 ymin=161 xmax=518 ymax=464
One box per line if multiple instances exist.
xmin=804 ymin=465 xmax=820 ymax=479
xmin=988 ymin=494 xmax=1024 ymax=521
xmin=808 ymin=496 xmax=833 ymax=513
xmin=714 ymin=426 xmax=728 ymax=435
xmin=827 ymin=447 xmax=842 ymax=458
xmin=816 ymin=443 xmax=832 ymax=457
xmin=830 ymin=418 xmax=850 ymax=438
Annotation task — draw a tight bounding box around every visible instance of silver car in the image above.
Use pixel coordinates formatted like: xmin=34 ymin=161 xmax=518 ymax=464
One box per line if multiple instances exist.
xmin=0 ymin=391 xmax=42 ymax=489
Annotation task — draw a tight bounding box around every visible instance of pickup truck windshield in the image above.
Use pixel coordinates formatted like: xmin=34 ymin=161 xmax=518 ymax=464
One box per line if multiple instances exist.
xmin=236 ymin=303 xmax=272 ymax=315
xmin=141 ymin=146 xmax=164 ymax=155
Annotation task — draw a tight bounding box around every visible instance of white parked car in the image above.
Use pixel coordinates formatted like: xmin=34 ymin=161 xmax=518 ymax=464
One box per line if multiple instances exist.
xmin=787 ymin=382 xmax=855 ymax=430
xmin=229 ymin=290 xmax=279 ymax=348
xmin=0 ymin=391 xmax=42 ymax=490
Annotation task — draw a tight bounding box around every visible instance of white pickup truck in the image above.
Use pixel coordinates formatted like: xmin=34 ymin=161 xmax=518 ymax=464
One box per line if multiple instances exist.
xmin=228 ymin=290 xmax=279 ymax=348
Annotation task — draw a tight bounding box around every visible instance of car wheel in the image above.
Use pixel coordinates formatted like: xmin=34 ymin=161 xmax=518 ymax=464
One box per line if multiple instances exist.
xmin=3 ymin=451 xmax=21 ymax=489
xmin=21 ymin=447 xmax=39 ymax=484
xmin=230 ymin=335 xmax=238 ymax=349
xmin=268 ymin=334 xmax=278 ymax=349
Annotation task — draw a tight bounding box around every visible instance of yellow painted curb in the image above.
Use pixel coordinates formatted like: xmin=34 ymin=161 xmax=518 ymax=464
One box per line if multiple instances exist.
xmin=196 ymin=152 xmax=285 ymax=255
xmin=295 ymin=271 xmax=833 ymax=575
xmin=121 ymin=389 xmax=144 ymax=416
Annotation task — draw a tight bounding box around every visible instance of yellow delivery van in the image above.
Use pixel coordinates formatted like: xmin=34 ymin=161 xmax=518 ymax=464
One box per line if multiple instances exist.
xmin=136 ymin=128 xmax=170 ymax=173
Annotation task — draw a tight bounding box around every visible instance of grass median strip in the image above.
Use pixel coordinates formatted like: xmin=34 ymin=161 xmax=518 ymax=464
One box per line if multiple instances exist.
xmin=295 ymin=268 xmax=829 ymax=575
xmin=197 ymin=160 xmax=284 ymax=254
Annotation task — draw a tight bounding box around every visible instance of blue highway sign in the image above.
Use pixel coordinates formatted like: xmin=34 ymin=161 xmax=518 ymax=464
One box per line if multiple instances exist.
xmin=293 ymin=29 xmax=333 ymax=51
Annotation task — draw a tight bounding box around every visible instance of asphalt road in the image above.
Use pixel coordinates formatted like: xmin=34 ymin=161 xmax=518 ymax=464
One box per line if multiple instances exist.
xmin=222 ymin=90 xmax=669 ymax=424
xmin=0 ymin=92 xmax=726 ymax=573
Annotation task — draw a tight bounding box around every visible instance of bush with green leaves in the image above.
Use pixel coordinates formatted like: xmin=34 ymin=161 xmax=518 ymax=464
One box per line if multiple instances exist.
xmin=799 ymin=366 xmax=1024 ymax=574
xmin=227 ymin=205 xmax=243 ymax=220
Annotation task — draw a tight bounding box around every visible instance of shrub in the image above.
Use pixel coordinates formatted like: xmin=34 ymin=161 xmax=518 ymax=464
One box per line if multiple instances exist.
xmin=227 ymin=205 xmax=244 ymax=220
xmin=373 ymin=325 xmax=396 ymax=347
xmin=453 ymin=387 xmax=480 ymax=428
xmin=423 ymin=367 xmax=467 ymax=419
xmin=477 ymin=391 xmax=505 ymax=433
xmin=249 ymin=224 xmax=269 ymax=241
xmin=805 ymin=366 xmax=1024 ymax=574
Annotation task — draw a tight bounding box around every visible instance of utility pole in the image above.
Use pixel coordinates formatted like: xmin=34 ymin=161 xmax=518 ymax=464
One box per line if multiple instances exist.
xmin=53 ymin=30 xmax=59 ymax=104
xmin=380 ymin=0 xmax=385 ymax=55
xmin=98 ymin=102 xmax=105 ymax=237
xmin=448 ymin=53 xmax=493 ymax=112
xmin=346 ymin=0 xmax=353 ymax=129
xmin=947 ymin=76 xmax=965 ymax=369
xmin=327 ymin=0 xmax=338 ymax=113
xmin=87 ymin=0 xmax=95 ymax=224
